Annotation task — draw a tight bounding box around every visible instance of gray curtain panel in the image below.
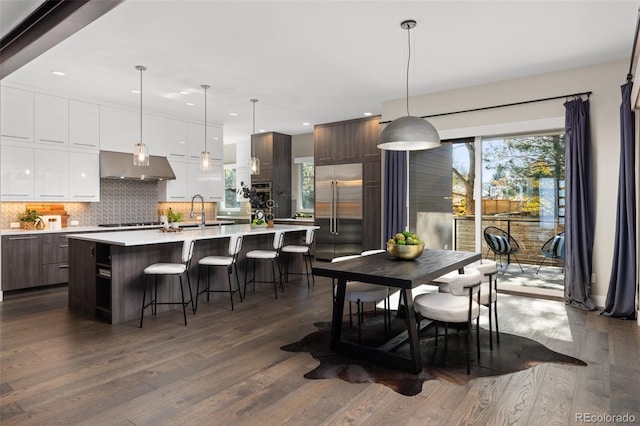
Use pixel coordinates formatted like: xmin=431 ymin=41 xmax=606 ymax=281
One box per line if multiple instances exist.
xmin=564 ymin=97 xmax=596 ymax=310
xmin=602 ymin=81 xmax=637 ymax=319
xmin=384 ymin=150 xmax=407 ymax=240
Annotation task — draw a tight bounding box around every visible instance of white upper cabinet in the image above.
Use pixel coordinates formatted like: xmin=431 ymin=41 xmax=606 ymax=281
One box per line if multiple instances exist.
xmin=69 ymin=151 xmax=100 ymax=201
xmin=100 ymin=105 xmax=138 ymax=153
xmin=187 ymin=122 xmax=206 ymax=160
xmin=166 ymin=119 xmax=188 ymax=158
xmin=1 ymin=87 xmax=34 ymax=142
xmin=1 ymin=145 xmax=34 ymax=200
xmin=143 ymin=114 xmax=167 ymax=156
xmin=208 ymin=125 xmax=224 ymax=160
xmin=69 ymin=100 xmax=100 ymax=149
xmin=158 ymin=159 xmax=188 ymax=201
xmin=35 ymin=93 xmax=68 ymax=146
xmin=35 ymin=149 xmax=69 ymax=200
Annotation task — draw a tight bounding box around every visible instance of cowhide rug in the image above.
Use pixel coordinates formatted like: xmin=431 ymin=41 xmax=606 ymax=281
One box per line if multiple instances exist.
xmin=281 ymin=319 xmax=586 ymax=396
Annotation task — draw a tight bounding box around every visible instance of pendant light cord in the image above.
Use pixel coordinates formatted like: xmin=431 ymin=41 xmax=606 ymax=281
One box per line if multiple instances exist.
xmin=203 ymin=85 xmax=208 ymax=152
xmin=250 ymin=98 xmax=258 ymax=156
xmin=405 ymin=24 xmax=411 ymax=116
xmin=139 ymin=67 xmax=143 ymax=144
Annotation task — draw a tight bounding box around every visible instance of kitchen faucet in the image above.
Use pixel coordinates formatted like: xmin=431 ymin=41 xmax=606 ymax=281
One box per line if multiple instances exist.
xmin=190 ymin=194 xmax=206 ymax=229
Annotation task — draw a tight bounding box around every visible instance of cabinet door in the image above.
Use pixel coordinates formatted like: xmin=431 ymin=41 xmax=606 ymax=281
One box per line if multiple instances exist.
xmin=1 ymin=86 xmax=34 ymax=142
xmin=314 ymin=125 xmax=333 ymax=165
xmin=41 ymin=234 xmax=70 ymax=285
xmin=207 ymin=125 xmax=223 ymax=160
xmin=1 ymin=235 xmax=41 ymax=290
xmin=100 ymin=105 xmax=138 ymax=153
xmin=35 ymin=149 xmax=69 ymax=200
xmin=35 ymin=93 xmax=69 ymax=146
xmin=159 ymin=160 xmax=188 ymax=201
xmin=187 ymin=160 xmax=207 ymax=198
xmin=251 ymin=133 xmax=272 ymax=182
xmin=69 ymin=100 xmax=100 ymax=149
xmin=1 ymin=145 xmax=34 ymax=200
xmin=69 ymin=152 xmax=100 ymax=201
xmin=166 ymin=119 xmax=188 ymax=158
xmin=143 ymin=114 xmax=167 ymax=156
xmin=187 ymin=122 xmax=206 ymax=160
xmin=191 ymin=159 xmax=223 ymax=201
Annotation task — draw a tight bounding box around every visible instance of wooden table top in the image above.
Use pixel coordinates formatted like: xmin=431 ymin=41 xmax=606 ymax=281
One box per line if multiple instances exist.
xmin=312 ymin=249 xmax=481 ymax=290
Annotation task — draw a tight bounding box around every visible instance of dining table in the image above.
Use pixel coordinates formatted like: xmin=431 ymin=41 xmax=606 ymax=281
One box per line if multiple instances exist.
xmin=312 ymin=249 xmax=481 ymax=373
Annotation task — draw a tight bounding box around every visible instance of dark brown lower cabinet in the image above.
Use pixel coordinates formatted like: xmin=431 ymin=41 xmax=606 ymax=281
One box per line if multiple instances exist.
xmin=1 ymin=235 xmax=41 ymax=290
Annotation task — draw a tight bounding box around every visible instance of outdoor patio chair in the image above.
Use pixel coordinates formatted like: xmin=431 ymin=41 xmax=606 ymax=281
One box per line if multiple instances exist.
xmin=536 ymin=232 xmax=565 ymax=274
xmin=483 ymin=226 xmax=524 ymax=272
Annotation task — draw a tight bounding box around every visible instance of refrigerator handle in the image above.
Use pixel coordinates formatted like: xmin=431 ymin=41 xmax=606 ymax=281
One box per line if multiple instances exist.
xmin=333 ymin=180 xmax=338 ymax=235
xmin=329 ymin=180 xmax=334 ymax=234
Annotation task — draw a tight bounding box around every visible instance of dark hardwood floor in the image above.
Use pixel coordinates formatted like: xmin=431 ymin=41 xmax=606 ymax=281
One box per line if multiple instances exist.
xmin=1 ymin=275 xmax=639 ymax=425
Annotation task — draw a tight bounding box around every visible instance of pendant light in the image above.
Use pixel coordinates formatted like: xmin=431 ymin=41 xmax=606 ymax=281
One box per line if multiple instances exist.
xmin=249 ymin=98 xmax=260 ymax=175
xmin=133 ymin=65 xmax=149 ymax=166
xmin=200 ymin=84 xmax=211 ymax=171
xmin=378 ymin=20 xmax=440 ymax=151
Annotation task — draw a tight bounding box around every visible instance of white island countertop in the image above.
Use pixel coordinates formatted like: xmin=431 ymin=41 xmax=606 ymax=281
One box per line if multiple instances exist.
xmin=67 ymin=224 xmax=318 ymax=247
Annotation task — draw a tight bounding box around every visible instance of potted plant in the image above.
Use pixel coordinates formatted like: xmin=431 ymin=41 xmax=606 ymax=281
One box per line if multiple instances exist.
xmin=166 ymin=208 xmax=183 ymax=228
xmin=18 ymin=209 xmax=42 ymax=230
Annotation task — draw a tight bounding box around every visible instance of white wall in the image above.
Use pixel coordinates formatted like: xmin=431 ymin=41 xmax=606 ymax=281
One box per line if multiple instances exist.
xmin=382 ymin=60 xmax=627 ymax=305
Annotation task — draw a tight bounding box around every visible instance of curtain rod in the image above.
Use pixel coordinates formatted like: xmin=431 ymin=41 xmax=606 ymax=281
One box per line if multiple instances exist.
xmin=627 ymin=6 xmax=640 ymax=81
xmin=380 ymin=91 xmax=592 ymax=124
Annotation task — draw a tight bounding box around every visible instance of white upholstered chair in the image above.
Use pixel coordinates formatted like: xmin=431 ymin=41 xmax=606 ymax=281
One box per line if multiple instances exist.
xmin=140 ymin=238 xmax=196 ymax=327
xmin=414 ymin=268 xmax=482 ymax=374
xmin=244 ymin=231 xmax=285 ymax=299
xmin=196 ymin=234 xmax=244 ymax=311
xmin=281 ymin=228 xmax=315 ymax=288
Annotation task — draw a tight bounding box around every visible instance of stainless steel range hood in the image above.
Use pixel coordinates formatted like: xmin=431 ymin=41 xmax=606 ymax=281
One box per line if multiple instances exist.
xmin=99 ymin=150 xmax=176 ymax=181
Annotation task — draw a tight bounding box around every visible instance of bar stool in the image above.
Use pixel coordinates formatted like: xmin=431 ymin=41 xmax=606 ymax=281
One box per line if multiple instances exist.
xmin=281 ymin=228 xmax=315 ymax=288
xmin=244 ymin=231 xmax=285 ymax=299
xmin=195 ymin=234 xmax=244 ymax=311
xmin=140 ymin=238 xmax=196 ymax=327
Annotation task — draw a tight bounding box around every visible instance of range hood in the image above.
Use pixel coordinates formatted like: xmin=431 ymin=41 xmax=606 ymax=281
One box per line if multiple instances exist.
xmin=100 ymin=150 xmax=176 ymax=181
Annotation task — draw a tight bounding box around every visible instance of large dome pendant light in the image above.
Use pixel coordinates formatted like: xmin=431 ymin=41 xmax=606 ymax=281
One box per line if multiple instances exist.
xmin=133 ymin=65 xmax=150 ymax=166
xmin=200 ymin=84 xmax=211 ymax=171
xmin=378 ymin=20 xmax=440 ymax=151
xmin=249 ymin=98 xmax=260 ymax=175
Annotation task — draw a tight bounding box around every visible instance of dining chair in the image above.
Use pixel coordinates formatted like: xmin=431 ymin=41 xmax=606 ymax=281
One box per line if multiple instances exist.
xmin=195 ymin=234 xmax=244 ymax=311
xmin=537 ymin=232 xmax=565 ymax=274
xmin=483 ymin=226 xmax=524 ymax=272
xmin=332 ymin=254 xmax=390 ymax=343
xmin=414 ymin=268 xmax=482 ymax=374
xmin=281 ymin=228 xmax=315 ymax=288
xmin=140 ymin=238 xmax=196 ymax=327
xmin=244 ymin=231 xmax=285 ymax=299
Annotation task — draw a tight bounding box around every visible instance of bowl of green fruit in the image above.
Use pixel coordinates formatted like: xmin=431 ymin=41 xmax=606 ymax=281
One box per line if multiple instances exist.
xmin=386 ymin=231 xmax=424 ymax=260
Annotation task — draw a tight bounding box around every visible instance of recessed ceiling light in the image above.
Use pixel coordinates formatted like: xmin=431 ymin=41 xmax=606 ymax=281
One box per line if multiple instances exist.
xmin=131 ymin=89 xmax=140 ymax=94
xmin=186 ymin=102 xmax=195 ymax=106
xmin=51 ymin=70 xmax=65 ymax=76
xmin=364 ymin=112 xmax=372 ymax=116
xmin=302 ymin=122 xmax=310 ymax=126
xmin=229 ymin=112 xmax=238 ymax=116
xmin=179 ymin=90 xmax=189 ymax=95
xmin=259 ymin=129 xmax=266 ymax=133
xmin=213 ymin=137 xmax=219 ymax=140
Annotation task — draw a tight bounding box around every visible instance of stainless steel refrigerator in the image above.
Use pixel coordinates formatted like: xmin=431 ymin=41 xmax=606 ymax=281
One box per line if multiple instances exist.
xmin=314 ymin=163 xmax=363 ymax=260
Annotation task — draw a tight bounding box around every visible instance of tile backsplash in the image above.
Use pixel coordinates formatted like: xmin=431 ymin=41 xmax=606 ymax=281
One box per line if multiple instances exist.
xmin=1 ymin=180 xmax=217 ymax=228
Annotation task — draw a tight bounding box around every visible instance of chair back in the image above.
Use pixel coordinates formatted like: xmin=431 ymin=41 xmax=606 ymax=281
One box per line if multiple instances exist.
xmin=483 ymin=226 xmax=519 ymax=254
xmin=543 ymin=233 xmax=565 ymax=259
xmin=272 ymin=231 xmax=285 ymax=251
xmin=304 ymin=228 xmax=315 ymax=245
xmin=182 ymin=238 xmax=196 ymax=267
xmin=228 ymin=234 xmax=244 ymax=257
xmin=448 ymin=269 xmax=482 ymax=297
xmin=331 ymin=254 xmax=361 ymax=263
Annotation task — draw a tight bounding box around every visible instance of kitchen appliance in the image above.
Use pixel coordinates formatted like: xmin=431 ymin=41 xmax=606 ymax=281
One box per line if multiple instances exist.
xmin=100 ymin=150 xmax=176 ymax=181
xmin=314 ymin=163 xmax=363 ymax=260
xmin=41 ymin=214 xmax=62 ymax=230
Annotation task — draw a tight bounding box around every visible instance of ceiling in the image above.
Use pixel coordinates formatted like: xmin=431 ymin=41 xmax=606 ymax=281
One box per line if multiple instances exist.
xmin=1 ymin=0 xmax=638 ymax=145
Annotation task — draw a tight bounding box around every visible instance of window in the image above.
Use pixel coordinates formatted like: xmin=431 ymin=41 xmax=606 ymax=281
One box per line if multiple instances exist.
xmin=223 ymin=166 xmax=239 ymax=209
xmin=294 ymin=156 xmax=314 ymax=212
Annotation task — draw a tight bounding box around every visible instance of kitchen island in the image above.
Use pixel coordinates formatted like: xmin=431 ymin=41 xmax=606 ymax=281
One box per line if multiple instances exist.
xmin=68 ymin=224 xmax=317 ymax=324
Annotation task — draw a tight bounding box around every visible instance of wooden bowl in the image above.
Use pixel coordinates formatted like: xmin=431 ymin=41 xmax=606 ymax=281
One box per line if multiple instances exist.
xmin=386 ymin=243 xmax=424 ymax=260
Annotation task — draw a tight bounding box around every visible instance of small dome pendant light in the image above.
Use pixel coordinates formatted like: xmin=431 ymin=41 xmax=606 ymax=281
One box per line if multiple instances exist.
xmin=133 ymin=65 xmax=150 ymax=165
xmin=200 ymin=84 xmax=211 ymax=171
xmin=249 ymin=98 xmax=260 ymax=175
xmin=378 ymin=20 xmax=440 ymax=151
